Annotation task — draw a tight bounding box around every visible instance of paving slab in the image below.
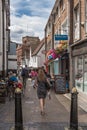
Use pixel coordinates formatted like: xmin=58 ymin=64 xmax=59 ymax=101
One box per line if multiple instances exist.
xmin=0 ymin=79 xmax=87 ymax=130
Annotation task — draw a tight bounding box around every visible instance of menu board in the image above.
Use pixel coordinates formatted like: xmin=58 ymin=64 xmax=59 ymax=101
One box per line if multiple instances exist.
xmin=55 ymin=75 xmax=66 ymax=94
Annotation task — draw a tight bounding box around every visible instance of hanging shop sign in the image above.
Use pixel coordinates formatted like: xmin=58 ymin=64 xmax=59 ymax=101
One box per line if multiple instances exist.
xmin=54 ymin=34 xmax=68 ymax=41
xmin=44 ymin=49 xmax=58 ymax=65
xmin=46 ymin=49 xmax=57 ymax=60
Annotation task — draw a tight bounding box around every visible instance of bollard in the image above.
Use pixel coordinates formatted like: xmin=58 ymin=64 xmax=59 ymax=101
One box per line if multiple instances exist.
xmin=15 ymin=88 xmax=23 ymax=130
xmin=70 ymin=87 xmax=78 ymax=130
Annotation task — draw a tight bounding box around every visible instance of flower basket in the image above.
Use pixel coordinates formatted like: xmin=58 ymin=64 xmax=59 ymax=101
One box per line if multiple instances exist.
xmin=55 ymin=41 xmax=67 ymax=54
xmin=62 ymin=44 xmax=67 ymax=50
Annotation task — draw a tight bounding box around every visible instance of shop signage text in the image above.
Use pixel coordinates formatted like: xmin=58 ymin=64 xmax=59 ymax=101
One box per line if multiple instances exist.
xmin=54 ymin=34 xmax=68 ymax=41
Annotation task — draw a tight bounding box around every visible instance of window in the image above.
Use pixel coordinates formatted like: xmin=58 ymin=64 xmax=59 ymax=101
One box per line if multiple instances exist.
xmin=47 ymin=22 xmax=52 ymax=36
xmin=74 ymin=54 xmax=87 ymax=93
xmin=58 ymin=6 xmax=60 ymax=17
xmin=61 ymin=20 xmax=68 ymax=35
xmin=60 ymin=0 xmax=63 ymax=11
xmin=74 ymin=5 xmax=80 ymax=40
xmin=84 ymin=55 xmax=87 ymax=91
xmin=60 ymin=0 xmax=65 ymax=11
xmin=56 ymin=7 xmax=58 ymax=15
xmin=75 ymin=56 xmax=83 ymax=91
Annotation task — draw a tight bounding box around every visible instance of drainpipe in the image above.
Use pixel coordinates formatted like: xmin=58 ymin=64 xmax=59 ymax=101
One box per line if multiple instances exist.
xmin=69 ymin=0 xmax=74 ymax=45
xmin=69 ymin=0 xmax=74 ymax=90
xmin=44 ymin=27 xmax=48 ymax=72
xmin=6 ymin=0 xmax=10 ymax=76
xmin=51 ymin=14 xmax=54 ymax=74
xmin=52 ymin=15 xmax=54 ymax=49
xmin=45 ymin=28 xmax=47 ymax=59
xmin=2 ymin=0 xmax=5 ymax=78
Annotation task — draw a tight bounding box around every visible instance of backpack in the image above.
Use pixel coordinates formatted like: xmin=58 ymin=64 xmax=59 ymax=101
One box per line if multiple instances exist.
xmin=21 ymin=68 xmax=28 ymax=77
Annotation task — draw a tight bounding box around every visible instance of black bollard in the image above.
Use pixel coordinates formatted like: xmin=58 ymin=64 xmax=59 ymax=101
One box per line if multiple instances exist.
xmin=15 ymin=89 xmax=23 ymax=130
xmin=70 ymin=88 xmax=78 ymax=130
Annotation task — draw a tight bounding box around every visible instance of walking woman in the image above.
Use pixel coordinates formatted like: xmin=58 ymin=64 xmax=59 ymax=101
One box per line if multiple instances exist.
xmin=35 ymin=68 xmax=50 ymax=116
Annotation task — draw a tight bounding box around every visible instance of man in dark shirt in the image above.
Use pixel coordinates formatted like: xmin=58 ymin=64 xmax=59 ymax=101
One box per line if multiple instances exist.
xmin=21 ymin=65 xmax=28 ymax=89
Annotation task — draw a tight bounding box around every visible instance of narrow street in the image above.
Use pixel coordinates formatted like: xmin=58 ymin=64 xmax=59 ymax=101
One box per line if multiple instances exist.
xmin=0 ymin=79 xmax=87 ymax=130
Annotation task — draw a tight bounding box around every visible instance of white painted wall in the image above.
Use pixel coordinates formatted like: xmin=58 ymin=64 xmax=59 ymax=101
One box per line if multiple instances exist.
xmin=37 ymin=44 xmax=45 ymax=67
xmin=8 ymin=61 xmax=17 ymax=70
xmin=8 ymin=55 xmax=17 ymax=70
xmin=29 ymin=44 xmax=45 ymax=68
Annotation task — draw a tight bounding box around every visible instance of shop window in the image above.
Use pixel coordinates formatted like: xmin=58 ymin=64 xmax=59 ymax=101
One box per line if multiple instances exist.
xmin=54 ymin=60 xmax=60 ymax=75
xmin=75 ymin=56 xmax=83 ymax=91
xmin=74 ymin=5 xmax=80 ymax=40
xmin=84 ymin=55 xmax=87 ymax=92
xmin=74 ymin=54 xmax=87 ymax=93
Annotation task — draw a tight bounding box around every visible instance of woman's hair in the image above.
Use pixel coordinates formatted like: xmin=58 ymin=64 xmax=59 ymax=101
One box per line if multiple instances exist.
xmin=38 ymin=69 xmax=46 ymax=81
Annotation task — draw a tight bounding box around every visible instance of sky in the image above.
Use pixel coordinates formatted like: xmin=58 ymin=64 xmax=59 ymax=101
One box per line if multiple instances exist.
xmin=10 ymin=0 xmax=55 ymax=43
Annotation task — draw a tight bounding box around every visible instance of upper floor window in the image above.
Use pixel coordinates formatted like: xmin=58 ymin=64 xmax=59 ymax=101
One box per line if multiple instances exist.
xmin=60 ymin=0 xmax=65 ymax=11
xmin=47 ymin=41 xmax=51 ymax=51
xmin=58 ymin=6 xmax=60 ymax=17
xmin=46 ymin=22 xmax=52 ymax=37
xmin=74 ymin=5 xmax=80 ymax=40
xmin=56 ymin=7 xmax=58 ymax=15
xmin=61 ymin=20 xmax=68 ymax=35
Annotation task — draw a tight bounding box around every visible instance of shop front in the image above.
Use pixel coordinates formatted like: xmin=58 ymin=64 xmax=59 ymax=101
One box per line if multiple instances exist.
xmin=54 ymin=58 xmax=60 ymax=75
xmin=45 ymin=41 xmax=70 ymax=93
xmin=72 ymin=40 xmax=87 ymax=93
xmin=48 ymin=58 xmax=60 ymax=76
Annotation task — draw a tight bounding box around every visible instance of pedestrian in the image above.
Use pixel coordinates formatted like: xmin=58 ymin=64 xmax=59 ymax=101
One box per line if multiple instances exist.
xmin=31 ymin=69 xmax=38 ymax=88
xmin=9 ymin=72 xmax=18 ymax=82
xmin=17 ymin=66 xmax=22 ymax=80
xmin=7 ymin=72 xmax=18 ymax=99
xmin=35 ymin=68 xmax=50 ymax=116
xmin=21 ymin=65 xmax=28 ymax=89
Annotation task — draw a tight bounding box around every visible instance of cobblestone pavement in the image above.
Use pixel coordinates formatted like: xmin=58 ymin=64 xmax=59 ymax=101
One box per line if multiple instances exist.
xmin=0 ymin=79 xmax=87 ymax=130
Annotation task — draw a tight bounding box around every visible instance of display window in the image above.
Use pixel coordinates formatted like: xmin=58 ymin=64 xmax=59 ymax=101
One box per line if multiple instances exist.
xmin=84 ymin=55 xmax=87 ymax=92
xmin=74 ymin=56 xmax=83 ymax=91
xmin=74 ymin=54 xmax=87 ymax=93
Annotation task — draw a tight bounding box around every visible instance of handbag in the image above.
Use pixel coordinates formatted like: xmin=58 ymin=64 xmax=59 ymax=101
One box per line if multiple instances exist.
xmin=45 ymin=81 xmax=50 ymax=90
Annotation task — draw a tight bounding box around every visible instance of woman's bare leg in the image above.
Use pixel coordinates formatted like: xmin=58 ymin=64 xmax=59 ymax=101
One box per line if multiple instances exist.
xmin=43 ymin=99 xmax=45 ymax=108
xmin=39 ymin=98 xmax=44 ymax=112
